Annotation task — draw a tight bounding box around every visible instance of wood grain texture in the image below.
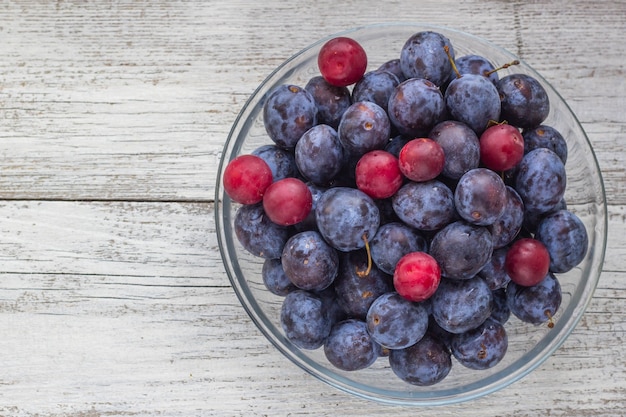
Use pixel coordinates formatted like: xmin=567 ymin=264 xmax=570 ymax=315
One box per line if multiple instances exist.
xmin=0 ymin=0 xmax=624 ymax=416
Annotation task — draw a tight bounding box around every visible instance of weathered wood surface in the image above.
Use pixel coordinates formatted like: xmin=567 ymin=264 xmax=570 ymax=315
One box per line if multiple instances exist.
xmin=0 ymin=1 xmax=624 ymax=416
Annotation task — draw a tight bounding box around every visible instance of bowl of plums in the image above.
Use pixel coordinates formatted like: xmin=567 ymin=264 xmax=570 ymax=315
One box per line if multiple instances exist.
xmin=215 ymin=23 xmax=607 ymax=405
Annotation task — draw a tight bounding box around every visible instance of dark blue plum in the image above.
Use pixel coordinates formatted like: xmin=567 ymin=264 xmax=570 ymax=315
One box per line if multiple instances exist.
xmin=338 ymin=101 xmax=391 ymax=156
xmin=384 ymin=134 xmax=410 ymax=158
xmin=316 ymin=285 xmax=348 ymax=327
xmin=315 ymin=187 xmax=380 ymax=252
xmin=281 ymin=289 xmax=332 ymax=350
xmin=421 ymin=297 xmax=433 ymax=316
xmin=490 ymin=288 xmax=511 ymax=324
xmin=428 ymin=120 xmax=480 ymax=180
xmin=252 ymin=144 xmax=298 ymax=181
xmin=515 ymin=148 xmax=566 ymax=214
xmin=378 ymin=346 xmax=391 ymax=358
xmin=294 ymin=182 xmax=326 ymax=232
xmin=376 ymin=58 xmax=406 ymax=82
xmin=427 ymin=315 xmax=454 ymax=350
xmin=263 ymin=84 xmax=317 ymax=149
xmin=352 ymin=70 xmax=400 ymax=111
xmin=430 ymin=221 xmax=494 ymax=280
xmin=523 ymin=124 xmax=568 ymax=164
xmin=262 ymin=258 xmax=297 ymax=296
xmin=295 ymin=124 xmax=344 ymax=185
xmin=489 ymin=186 xmax=525 ymax=248
xmin=454 ymin=168 xmax=508 ymax=226
xmin=366 ymin=292 xmax=429 ymax=349
xmin=388 ymin=78 xmax=446 ymax=137
xmin=389 ymin=334 xmax=452 ymax=386
xmin=400 ymin=31 xmax=454 ymax=86
xmin=392 ymin=180 xmax=456 ymax=231
xmin=304 ymin=75 xmax=351 ymax=129
xmin=522 ymin=198 xmax=567 ymax=234
xmin=507 ymin=272 xmax=562 ymax=325
xmin=281 ymin=230 xmax=339 ymax=291
xmin=478 ymin=247 xmax=511 ymax=291
xmin=497 ymin=73 xmax=549 ymax=129
xmin=535 ymin=209 xmax=588 ymax=273
xmin=431 ymin=276 xmax=493 ymax=334
xmin=324 ymin=319 xmax=379 ymax=371
xmin=334 ymin=249 xmax=393 ymax=319
xmin=374 ymin=197 xmax=402 ymax=225
xmin=454 ymin=54 xmax=499 ymax=85
xmin=234 ymin=203 xmax=291 ymax=259
xmin=445 ymin=73 xmax=501 ymax=134
xmin=325 ymin=153 xmax=359 ymax=188
xmin=451 ymin=317 xmax=508 ymax=370
xmin=370 ymin=222 xmax=428 ymax=275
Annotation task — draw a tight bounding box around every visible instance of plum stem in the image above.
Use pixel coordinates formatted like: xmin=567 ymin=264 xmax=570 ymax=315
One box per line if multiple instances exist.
xmin=485 ymin=59 xmax=520 ymax=76
xmin=444 ymin=45 xmax=461 ymax=79
xmin=356 ymin=233 xmax=373 ymax=277
xmin=546 ymin=310 xmax=555 ymax=329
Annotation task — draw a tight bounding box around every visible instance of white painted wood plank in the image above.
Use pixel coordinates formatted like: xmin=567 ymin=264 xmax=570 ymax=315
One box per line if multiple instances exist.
xmin=0 ymin=199 xmax=622 ymax=285
xmin=0 ymin=0 xmax=624 ymax=415
xmin=0 ymin=201 xmax=221 ymax=281
xmin=0 ymin=201 xmax=623 ymax=415
xmin=0 ymin=281 xmax=623 ymax=416
xmin=0 ymin=1 xmax=623 ymax=202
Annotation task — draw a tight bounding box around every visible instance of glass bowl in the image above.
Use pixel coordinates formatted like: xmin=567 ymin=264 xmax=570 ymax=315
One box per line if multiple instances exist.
xmin=215 ymin=23 xmax=607 ymax=406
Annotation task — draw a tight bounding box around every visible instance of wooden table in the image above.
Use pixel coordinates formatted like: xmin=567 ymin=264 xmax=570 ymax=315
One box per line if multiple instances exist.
xmin=1 ymin=1 xmax=624 ymax=416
